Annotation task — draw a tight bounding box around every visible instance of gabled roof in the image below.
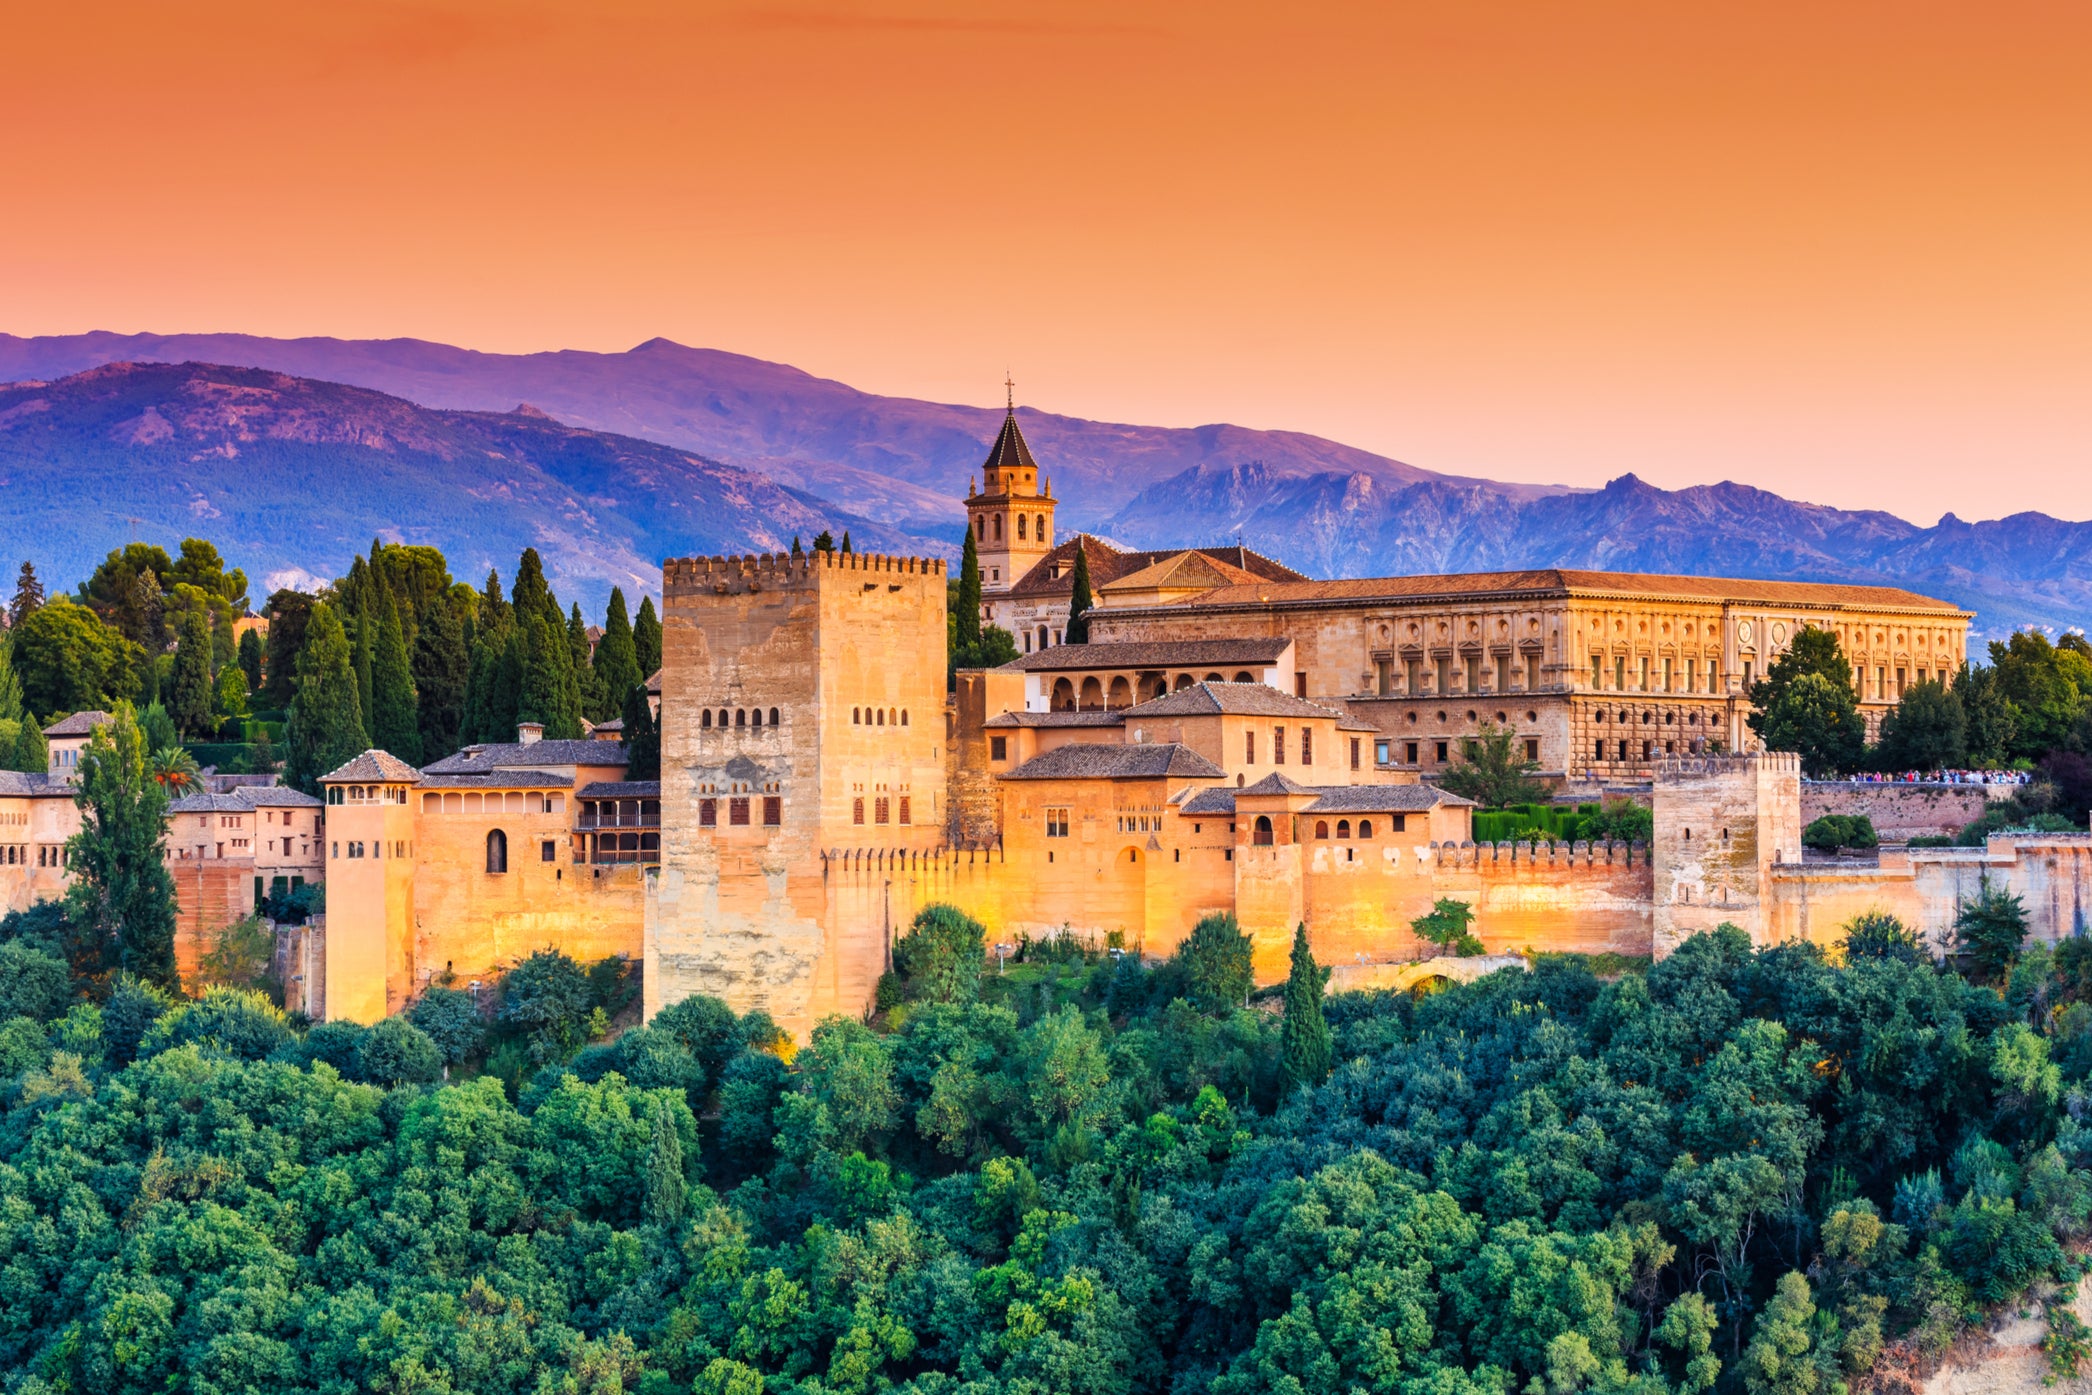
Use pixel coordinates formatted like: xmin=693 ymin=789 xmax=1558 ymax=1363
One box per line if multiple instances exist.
xmin=1100 ymin=551 xmax=1264 ymax=596
xmin=0 ymin=770 xmax=74 ymax=797
xmin=167 ymin=785 xmax=324 ymax=813
xmin=419 ymin=772 xmax=575 ymax=790
xmin=996 ymin=638 xmax=1292 ymax=673
xmin=1122 ymin=681 xmax=1347 ymax=721
xmin=1001 ymin=742 xmax=1225 ymax=781
xmin=43 ymin=710 xmax=111 ymax=737
xmin=578 ymin=780 xmax=663 ymax=799
xmin=1178 ymin=788 xmax=1242 ymax=815
xmin=646 ymin=669 xmax=662 ymax=694
xmin=1005 ymin=538 xmax=1304 ymax=600
xmin=421 ymin=740 xmax=628 ymax=775
xmin=319 ymin=750 xmax=424 ymax=784
xmin=1306 ymin=785 xmax=1473 ymax=812
xmin=982 ymin=710 xmax=1127 ymax=728
xmin=1106 ymin=568 xmax=1965 ymax=616
xmin=1239 ymin=772 xmax=1319 ymax=797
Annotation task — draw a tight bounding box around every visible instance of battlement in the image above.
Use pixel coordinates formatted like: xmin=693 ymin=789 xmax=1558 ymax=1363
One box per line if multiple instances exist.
xmin=664 ymin=551 xmax=946 ymax=595
xmin=1425 ymin=838 xmax=1648 ymax=868
xmin=1655 ymin=751 xmax=1802 ymax=780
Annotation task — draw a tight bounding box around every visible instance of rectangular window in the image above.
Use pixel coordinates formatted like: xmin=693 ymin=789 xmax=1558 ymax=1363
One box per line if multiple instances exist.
xmin=1896 ymin=667 xmax=1906 ymax=698
xmin=1663 ymin=658 xmax=1673 ymax=692
xmin=874 ymin=797 xmax=890 ymax=824
xmin=1392 ymin=815 xmax=1407 ymax=832
xmin=763 ymin=796 xmax=782 ymax=826
xmin=1639 ymin=657 xmax=1650 ymax=691
xmin=1434 ymin=740 xmax=1448 ymax=763
xmin=1045 ymin=807 xmax=1070 ymax=837
xmin=1592 ymin=655 xmax=1605 ymax=689
xmin=1405 ymin=741 xmax=1419 ymax=763
xmin=1376 ymin=659 xmax=1391 ymax=695
xmin=1496 ymin=655 xmax=1510 ymax=692
xmin=1294 ymin=672 xmax=1307 ymax=697
xmin=1300 ymin=728 xmax=1312 ymax=765
xmin=1619 ymin=740 xmax=1630 ymax=762
xmin=1466 ymin=656 xmax=1481 ymax=693
xmin=852 ymin=797 xmax=864 ymax=825
xmin=1405 ymin=658 xmax=1422 ymax=693
xmin=700 ymin=799 xmax=717 ymax=827
xmin=1245 ymin=731 xmax=1256 ymax=763
xmin=1744 ymin=660 xmax=1754 ymax=685
xmin=897 ymin=796 xmax=910 ymax=825
xmin=1436 ymin=657 xmax=1451 ymax=693
xmin=1526 ymin=738 xmax=1540 ymax=761
xmin=729 ymin=797 xmax=750 ymax=825
xmin=1273 ymin=727 xmax=1286 ymax=764
xmin=1686 ymin=659 xmax=1696 ymax=692
xmin=541 ymin=840 xmax=556 ymax=862
xmin=1615 ymin=656 xmax=1627 ymax=690
xmin=1350 ymin=737 xmax=1361 ymax=771
xmin=1527 ymin=654 xmax=1541 ymax=690
xmin=990 ymin=736 xmax=1007 ymax=761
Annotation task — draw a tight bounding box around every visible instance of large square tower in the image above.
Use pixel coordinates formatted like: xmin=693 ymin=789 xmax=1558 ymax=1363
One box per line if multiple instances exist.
xmin=645 ymin=549 xmax=948 ymax=1037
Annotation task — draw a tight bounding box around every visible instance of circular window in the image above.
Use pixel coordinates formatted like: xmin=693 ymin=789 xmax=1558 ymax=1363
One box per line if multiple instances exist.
xmin=1406 ymin=712 xmax=1418 ymax=725
xmin=1527 ymin=710 xmax=1538 ymax=722
xmin=1738 ymin=621 xmax=1754 ymax=644
xmin=1436 ymin=710 xmax=1448 ymax=722
xmin=1466 ymin=709 xmax=1477 ymax=722
xmin=1495 ymin=711 xmax=1507 ymax=723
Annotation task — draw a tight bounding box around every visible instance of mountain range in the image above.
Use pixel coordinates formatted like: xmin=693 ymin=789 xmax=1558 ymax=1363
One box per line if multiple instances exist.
xmin=0 ymin=331 xmax=2085 ymax=637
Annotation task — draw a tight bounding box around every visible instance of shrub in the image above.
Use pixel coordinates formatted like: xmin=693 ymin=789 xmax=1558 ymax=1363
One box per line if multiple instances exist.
xmin=0 ymin=942 xmax=72 ymax=1023
xmin=501 ymin=949 xmax=595 ymax=1063
xmin=354 ymin=1017 xmax=443 ymax=1085
xmin=1841 ymin=911 xmax=1926 ymax=964
xmin=408 ymin=986 xmax=486 ymax=1066
xmin=893 ymin=904 xmax=987 ymax=1005
xmin=1804 ymin=814 xmax=1878 ymax=851
xmin=1174 ymin=913 xmax=1253 ymax=1014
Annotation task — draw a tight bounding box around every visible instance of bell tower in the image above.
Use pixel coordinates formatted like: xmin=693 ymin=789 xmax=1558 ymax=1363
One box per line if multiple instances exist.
xmin=965 ymin=376 xmax=1056 ymax=596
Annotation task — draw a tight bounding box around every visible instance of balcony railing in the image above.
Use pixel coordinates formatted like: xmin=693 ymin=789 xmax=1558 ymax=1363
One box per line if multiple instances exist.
xmin=576 ymin=812 xmax=660 ymax=829
xmin=587 ymin=849 xmax=660 ymax=865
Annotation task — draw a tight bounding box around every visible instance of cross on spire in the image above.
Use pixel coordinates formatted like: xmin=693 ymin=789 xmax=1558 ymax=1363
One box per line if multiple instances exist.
xmin=1005 ymin=371 xmax=1015 ymax=414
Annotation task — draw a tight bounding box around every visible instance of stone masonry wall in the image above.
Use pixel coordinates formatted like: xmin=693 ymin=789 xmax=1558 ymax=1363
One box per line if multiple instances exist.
xmin=1800 ymin=783 xmax=1990 ymax=842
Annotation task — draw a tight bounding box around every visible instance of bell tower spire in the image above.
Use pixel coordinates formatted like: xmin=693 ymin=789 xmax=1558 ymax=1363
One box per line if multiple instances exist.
xmin=964 ymin=375 xmax=1057 ymax=601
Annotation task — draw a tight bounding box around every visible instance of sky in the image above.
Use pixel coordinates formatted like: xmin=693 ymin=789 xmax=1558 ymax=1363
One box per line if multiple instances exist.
xmin=3 ymin=0 xmax=2088 ymax=525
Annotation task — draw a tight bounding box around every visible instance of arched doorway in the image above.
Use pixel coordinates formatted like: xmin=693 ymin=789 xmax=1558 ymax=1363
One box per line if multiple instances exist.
xmin=1253 ymin=816 xmax=1274 ymax=846
xmin=1051 ymin=678 xmax=1076 ymax=710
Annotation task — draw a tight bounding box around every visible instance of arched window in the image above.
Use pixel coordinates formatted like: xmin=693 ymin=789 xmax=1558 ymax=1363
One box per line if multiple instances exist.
xmin=1038 ymin=627 xmax=1049 ymax=651
xmin=1174 ymin=673 xmax=1195 ymax=690
xmin=1035 ymin=514 xmax=1046 ymax=541
xmin=1127 ymin=848 xmax=1138 ymax=863
xmin=900 ymin=710 xmax=908 ymax=726
xmin=770 ymin=707 xmax=779 ymax=725
xmin=736 ymin=709 xmax=746 ymax=727
xmin=993 ymin=515 xmax=1002 ymax=541
xmin=485 ymin=829 xmax=508 ymax=874
xmin=1253 ymin=815 xmax=1274 ymax=846
xmin=718 ymin=709 xmax=730 ymax=728
xmin=1106 ymin=676 xmax=1132 ymax=708
xmin=750 ymin=708 xmax=762 ymax=728
xmin=1336 ymin=820 xmax=1351 ymax=838
xmin=890 ymin=708 xmax=898 ymax=726
xmin=876 ymin=709 xmax=885 ymax=726
xmin=1079 ymin=677 xmax=1103 ymax=710
xmin=1051 ymin=678 xmax=1075 ymax=710
xmin=852 ymin=707 xmax=860 ymax=724
xmin=702 ymin=710 xmax=712 ymax=728
xmin=1204 ymin=671 xmax=1224 ymax=682
xmin=1359 ymin=820 xmax=1373 ymax=838
xmin=976 ymin=516 xmax=985 ymax=539
xmin=1314 ymin=820 xmax=1329 ymax=839
xmin=1233 ymin=671 xmax=1254 ymax=683
xmin=1016 ymin=515 xmax=1027 ymax=540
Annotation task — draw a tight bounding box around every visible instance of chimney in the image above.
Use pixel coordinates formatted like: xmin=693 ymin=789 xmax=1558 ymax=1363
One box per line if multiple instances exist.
xmin=516 ymin=722 xmax=544 ymax=745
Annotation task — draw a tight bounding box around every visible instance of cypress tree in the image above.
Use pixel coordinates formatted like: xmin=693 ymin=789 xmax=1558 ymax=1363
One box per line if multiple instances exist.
xmin=169 ymin=610 xmax=215 ymax=736
xmin=840 ymin=530 xmax=853 ymax=553
xmin=593 ymin=588 xmax=641 ymax=719
xmin=790 ymin=536 xmax=804 ymax=557
xmin=9 ymin=561 xmax=44 ymax=628
xmin=11 ymin=714 xmax=47 ymax=776
xmin=486 ymin=625 xmax=525 ymax=742
xmin=955 ymin=528 xmax=983 ymax=651
xmin=634 ymin=596 xmax=662 ymax=681
xmin=644 ymin=1099 xmax=687 ymax=1226
xmin=350 ymin=612 xmax=375 ymax=745
xmin=622 ymin=681 xmax=659 ymax=780
xmin=510 ymin=548 xmax=551 ymax=624
xmin=570 ymin=603 xmax=607 ymax=724
xmin=480 ymin=568 xmax=510 ymax=633
xmin=412 ymin=592 xmax=469 ymax=762
xmin=0 ymin=632 xmax=24 ymax=724
xmin=1280 ymin=923 xmax=1332 ymax=1093
xmin=370 ymin=587 xmax=420 ymax=763
xmin=284 ymin=604 xmax=367 ymax=796
xmin=812 ymin=531 xmax=835 ymax=554
xmin=237 ymin=627 xmax=263 ymax=693
xmin=64 ymin=705 xmax=179 ymax=987
xmin=260 ymin=590 xmax=314 ymax=710
xmin=1064 ymin=541 xmax=1094 ymax=644
xmin=210 ymin=605 xmax=236 ymax=674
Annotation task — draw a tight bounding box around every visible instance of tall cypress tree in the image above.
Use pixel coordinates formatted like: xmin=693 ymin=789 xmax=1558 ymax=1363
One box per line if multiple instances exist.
xmin=569 ymin=603 xmax=607 ymax=725
xmin=64 ymin=705 xmax=178 ymax=987
xmin=169 ymin=610 xmax=215 ymax=736
xmin=284 ymin=604 xmax=367 ymax=796
xmin=1280 ymin=923 xmax=1332 ymax=1094
xmin=840 ymin=530 xmax=853 ymax=554
xmin=370 ymin=587 xmax=420 ymax=763
xmin=955 ymin=529 xmax=983 ymax=651
xmin=237 ymin=627 xmax=263 ymax=693
xmin=11 ymin=714 xmax=48 ymax=776
xmin=634 ymin=596 xmax=662 ymax=681
xmin=1064 ymin=541 xmax=1094 ymax=644
xmin=622 ymin=680 xmax=659 ymax=780
xmin=593 ymin=588 xmax=641 ymax=720
xmin=0 ymin=632 xmax=24 ymax=725
xmin=412 ymin=592 xmax=469 ymax=762
xmin=349 ymin=611 xmax=375 ymax=746
xmin=644 ymin=1099 xmax=687 ymax=1225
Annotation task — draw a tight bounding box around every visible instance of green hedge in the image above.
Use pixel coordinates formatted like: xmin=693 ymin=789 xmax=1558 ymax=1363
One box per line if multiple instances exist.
xmin=1472 ymin=802 xmax=1600 ymax=844
xmin=186 ymin=742 xmax=273 ymax=771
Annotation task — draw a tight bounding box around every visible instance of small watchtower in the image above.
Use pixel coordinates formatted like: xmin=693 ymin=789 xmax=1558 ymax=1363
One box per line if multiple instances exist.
xmin=965 ymin=376 xmax=1056 ymax=596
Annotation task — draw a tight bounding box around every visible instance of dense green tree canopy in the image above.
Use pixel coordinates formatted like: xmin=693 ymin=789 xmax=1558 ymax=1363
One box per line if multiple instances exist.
xmin=11 ymin=597 xmax=142 ymax=719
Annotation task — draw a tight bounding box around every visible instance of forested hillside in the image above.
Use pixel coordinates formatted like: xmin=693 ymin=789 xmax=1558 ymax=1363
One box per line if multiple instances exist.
xmin=3 ymin=904 xmax=2089 ymax=1395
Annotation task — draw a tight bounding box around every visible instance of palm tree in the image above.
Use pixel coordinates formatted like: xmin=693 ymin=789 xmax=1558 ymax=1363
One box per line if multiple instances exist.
xmin=149 ymin=745 xmax=202 ymax=795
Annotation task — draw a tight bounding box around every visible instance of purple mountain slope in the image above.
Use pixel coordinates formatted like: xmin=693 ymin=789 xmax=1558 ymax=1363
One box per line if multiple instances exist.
xmin=1 ymin=332 xmax=2085 ymax=636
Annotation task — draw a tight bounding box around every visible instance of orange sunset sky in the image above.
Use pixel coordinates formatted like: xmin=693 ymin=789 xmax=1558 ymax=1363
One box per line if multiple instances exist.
xmin=4 ymin=0 xmax=2088 ymax=525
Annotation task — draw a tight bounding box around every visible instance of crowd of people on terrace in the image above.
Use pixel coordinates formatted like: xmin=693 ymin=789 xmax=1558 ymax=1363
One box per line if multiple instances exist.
xmin=1812 ymin=769 xmax=2031 ymax=785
